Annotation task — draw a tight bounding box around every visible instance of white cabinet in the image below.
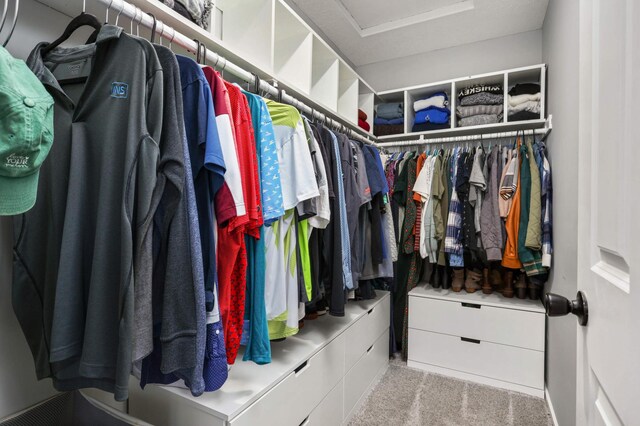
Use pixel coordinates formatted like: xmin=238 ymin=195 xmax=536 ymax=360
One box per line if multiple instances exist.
xmin=129 ymin=293 xmax=390 ymax=426
xmin=408 ymin=286 xmax=545 ymax=397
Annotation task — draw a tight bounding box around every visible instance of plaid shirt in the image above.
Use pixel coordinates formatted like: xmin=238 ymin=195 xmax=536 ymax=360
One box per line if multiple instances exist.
xmin=444 ymin=149 xmax=464 ymax=267
xmin=540 ymin=146 xmax=553 ymax=268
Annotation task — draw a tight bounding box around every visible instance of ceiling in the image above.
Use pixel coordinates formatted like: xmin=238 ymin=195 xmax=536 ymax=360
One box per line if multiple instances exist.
xmin=285 ymin=0 xmax=549 ymax=67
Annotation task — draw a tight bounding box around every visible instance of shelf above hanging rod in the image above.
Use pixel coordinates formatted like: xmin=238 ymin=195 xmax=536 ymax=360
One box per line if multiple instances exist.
xmin=87 ymin=0 xmax=379 ymax=148
xmin=378 ymin=115 xmax=552 ymax=148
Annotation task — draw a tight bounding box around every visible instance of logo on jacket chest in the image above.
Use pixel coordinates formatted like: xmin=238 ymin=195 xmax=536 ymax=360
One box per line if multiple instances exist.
xmin=110 ymin=82 xmax=129 ymax=99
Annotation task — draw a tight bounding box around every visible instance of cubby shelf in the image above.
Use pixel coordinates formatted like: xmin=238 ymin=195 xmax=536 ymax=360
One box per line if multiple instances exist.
xmin=375 ymin=64 xmax=547 ymax=140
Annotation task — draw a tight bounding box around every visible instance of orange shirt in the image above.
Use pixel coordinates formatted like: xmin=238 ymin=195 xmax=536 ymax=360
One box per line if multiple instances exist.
xmin=502 ymin=143 xmax=523 ymax=269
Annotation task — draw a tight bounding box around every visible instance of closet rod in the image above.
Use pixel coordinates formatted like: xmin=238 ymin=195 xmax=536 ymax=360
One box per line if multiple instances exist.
xmin=378 ymin=125 xmax=552 ymax=148
xmin=94 ymin=0 xmax=379 ymax=148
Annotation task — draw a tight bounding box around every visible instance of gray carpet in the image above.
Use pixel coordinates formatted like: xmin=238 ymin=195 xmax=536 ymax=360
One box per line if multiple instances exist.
xmin=349 ymin=360 xmax=553 ymax=426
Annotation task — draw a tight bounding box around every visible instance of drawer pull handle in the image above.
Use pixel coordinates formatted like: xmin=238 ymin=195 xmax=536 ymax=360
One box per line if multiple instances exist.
xmin=368 ymin=307 xmax=374 ymax=314
xmin=299 ymin=416 xmax=310 ymax=426
xmin=461 ymin=302 xmax=481 ymax=309
xmin=294 ymin=360 xmax=309 ymax=375
xmin=367 ymin=344 xmax=374 ymax=353
xmin=460 ymin=337 xmax=481 ymax=344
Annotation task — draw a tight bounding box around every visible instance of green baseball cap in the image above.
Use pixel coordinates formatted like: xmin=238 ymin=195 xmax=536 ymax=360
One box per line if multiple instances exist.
xmin=0 ymin=46 xmax=54 ymax=216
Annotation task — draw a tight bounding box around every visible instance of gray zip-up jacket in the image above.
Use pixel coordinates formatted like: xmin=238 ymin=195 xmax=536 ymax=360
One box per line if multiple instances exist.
xmin=15 ymin=25 xmax=163 ymax=401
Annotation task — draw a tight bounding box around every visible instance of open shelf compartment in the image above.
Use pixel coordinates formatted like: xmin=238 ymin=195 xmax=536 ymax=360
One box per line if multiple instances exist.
xmin=453 ymin=72 xmax=506 ymax=128
xmin=506 ymin=66 xmax=545 ymax=123
xmin=274 ymin=0 xmax=313 ymax=95
xmin=311 ymin=36 xmax=340 ymax=112
xmin=373 ymin=91 xmax=405 ymax=137
xmin=406 ymin=82 xmax=454 ymax=134
xmin=216 ymin=0 xmax=274 ymax=72
xmin=338 ymin=62 xmax=359 ymax=124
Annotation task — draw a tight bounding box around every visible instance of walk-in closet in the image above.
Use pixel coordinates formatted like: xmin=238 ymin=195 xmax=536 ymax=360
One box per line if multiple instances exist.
xmin=0 ymin=1 xmax=638 ymax=425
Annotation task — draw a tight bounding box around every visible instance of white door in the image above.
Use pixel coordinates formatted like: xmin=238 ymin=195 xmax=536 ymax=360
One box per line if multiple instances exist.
xmin=576 ymin=0 xmax=640 ymax=424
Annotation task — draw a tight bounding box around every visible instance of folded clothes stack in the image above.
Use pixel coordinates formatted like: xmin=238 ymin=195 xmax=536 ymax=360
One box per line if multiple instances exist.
xmin=412 ymin=91 xmax=450 ymax=132
xmin=508 ymin=83 xmax=541 ymax=122
xmin=374 ymin=102 xmax=404 ymax=136
xmin=358 ymin=109 xmax=370 ymax=132
xmin=456 ymin=83 xmax=504 ymax=127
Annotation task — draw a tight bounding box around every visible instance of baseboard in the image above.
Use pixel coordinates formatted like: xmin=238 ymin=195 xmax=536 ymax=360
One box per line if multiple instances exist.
xmin=544 ymin=386 xmax=560 ymax=426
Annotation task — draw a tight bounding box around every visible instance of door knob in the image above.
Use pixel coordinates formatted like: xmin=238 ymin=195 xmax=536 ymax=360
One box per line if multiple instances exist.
xmin=544 ymin=291 xmax=588 ymax=326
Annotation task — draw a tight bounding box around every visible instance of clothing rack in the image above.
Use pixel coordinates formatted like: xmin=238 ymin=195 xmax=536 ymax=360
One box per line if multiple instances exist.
xmin=378 ymin=116 xmax=552 ymax=149
xmin=95 ymin=0 xmax=379 ymax=148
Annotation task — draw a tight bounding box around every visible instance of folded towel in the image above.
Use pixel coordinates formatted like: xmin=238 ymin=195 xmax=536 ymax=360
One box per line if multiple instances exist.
xmin=358 ymin=109 xmax=367 ymax=121
xmin=374 ymin=117 xmax=404 ymax=125
xmin=413 ymin=92 xmax=448 ymax=112
xmin=507 ymin=111 xmax=540 ymax=122
xmin=508 ymin=93 xmax=541 ymax=107
xmin=376 ymin=102 xmax=404 ymax=119
xmin=374 ymin=124 xmax=404 ymax=136
xmin=414 ymin=106 xmax=450 ymax=125
xmin=508 ymin=83 xmax=540 ymax=96
xmin=358 ymin=118 xmax=370 ymax=132
xmin=412 ymin=122 xmax=450 ymax=132
xmin=508 ymin=100 xmax=540 ymax=115
xmin=458 ymin=114 xmax=502 ymax=127
xmin=456 ymin=104 xmax=503 ymax=118
xmin=459 ymin=92 xmax=504 ymax=106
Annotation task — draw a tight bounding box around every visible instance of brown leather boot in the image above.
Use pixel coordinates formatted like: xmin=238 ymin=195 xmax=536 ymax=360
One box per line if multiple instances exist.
xmin=490 ymin=267 xmax=503 ymax=292
xmin=481 ymin=268 xmax=492 ymax=294
xmin=502 ymin=270 xmax=514 ymax=298
xmin=464 ymin=269 xmax=482 ymax=293
xmin=514 ymin=273 xmax=527 ymax=299
xmin=451 ymin=268 xmax=465 ymax=292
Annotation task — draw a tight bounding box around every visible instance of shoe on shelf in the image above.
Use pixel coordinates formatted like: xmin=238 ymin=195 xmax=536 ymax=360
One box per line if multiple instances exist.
xmin=451 ymin=268 xmax=465 ymax=292
xmin=432 ymin=265 xmax=442 ymax=289
xmin=441 ymin=266 xmax=452 ymax=290
xmin=490 ymin=267 xmax=504 ymax=292
xmin=502 ymin=269 xmax=514 ymax=298
xmin=464 ymin=269 xmax=482 ymax=293
xmin=481 ymin=268 xmax=492 ymax=294
xmin=514 ymin=272 xmax=527 ymax=299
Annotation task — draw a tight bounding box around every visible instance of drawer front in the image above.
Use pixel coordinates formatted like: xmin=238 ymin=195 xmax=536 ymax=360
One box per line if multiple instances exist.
xmin=231 ymin=334 xmax=345 ymax=426
xmin=345 ymin=295 xmax=390 ymax=372
xmin=408 ymin=328 xmax=544 ymax=390
xmin=304 ymin=379 xmax=344 ymax=426
xmin=344 ymin=329 xmax=389 ymax=419
xmin=409 ymin=296 xmax=544 ymax=350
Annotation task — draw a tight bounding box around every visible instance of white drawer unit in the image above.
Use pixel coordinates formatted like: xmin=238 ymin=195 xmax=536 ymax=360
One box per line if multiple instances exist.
xmin=408 ymin=286 xmax=545 ymax=397
xmin=129 ymin=292 xmax=390 ymax=426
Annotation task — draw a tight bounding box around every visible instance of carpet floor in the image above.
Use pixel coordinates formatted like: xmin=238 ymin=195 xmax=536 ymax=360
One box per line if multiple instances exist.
xmin=348 ymin=360 xmax=553 ymax=426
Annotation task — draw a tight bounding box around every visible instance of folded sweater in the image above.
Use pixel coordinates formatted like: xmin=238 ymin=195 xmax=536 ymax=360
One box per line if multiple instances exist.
xmin=509 ymin=93 xmax=541 ymax=107
xmin=458 ymin=114 xmax=502 ymax=127
xmin=459 ymin=92 xmax=504 ymax=106
xmin=358 ymin=109 xmax=367 ymax=121
xmin=413 ymin=92 xmax=448 ymax=111
xmin=508 ymin=100 xmax=540 ymax=115
xmin=508 ymin=83 xmax=540 ymax=96
xmin=374 ymin=116 xmax=404 ymax=125
xmin=414 ymin=106 xmax=450 ymax=124
xmin=358 ymin=118 xmax=370 ymax=132
xmin=376 ymin=102 xmax=404 ymax=119
xmin=456 ymin=104 xmax=503 ymax=118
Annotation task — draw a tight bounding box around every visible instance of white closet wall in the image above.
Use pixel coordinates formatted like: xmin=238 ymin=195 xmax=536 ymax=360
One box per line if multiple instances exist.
xmin=0 ymin=0 xmax=82 ymax=418
xmin=358 ymin=30 xmax=543 ymax=92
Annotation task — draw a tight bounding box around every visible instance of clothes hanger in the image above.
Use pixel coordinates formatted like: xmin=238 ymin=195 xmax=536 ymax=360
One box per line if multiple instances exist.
xmin=148 ymin=13 xmax=157 ymax=43
xmin=0 ymin=0 xmax=9 ymax=38
xmin=1 ymin=0 xmax=18 ymax=47
xmin=192 ymin=39 xmax=201 ymax=63
xmin=42 ymin=0 xmax=102 ymax=55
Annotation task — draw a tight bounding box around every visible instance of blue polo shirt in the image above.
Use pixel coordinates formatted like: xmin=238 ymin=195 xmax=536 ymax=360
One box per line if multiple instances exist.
xmin=177 ymin=55 xmax=225 ymax=312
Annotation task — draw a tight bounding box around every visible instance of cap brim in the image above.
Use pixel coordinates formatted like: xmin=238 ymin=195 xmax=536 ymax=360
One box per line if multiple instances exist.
xmin=0 ymin=171 xmax=39 ymax=216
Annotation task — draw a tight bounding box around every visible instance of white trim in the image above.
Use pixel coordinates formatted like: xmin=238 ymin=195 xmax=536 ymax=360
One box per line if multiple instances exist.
xmin=332 ymin=0 xmax=475 ymax=38
xmin=545 ymin=386 xmax=560 ymax=426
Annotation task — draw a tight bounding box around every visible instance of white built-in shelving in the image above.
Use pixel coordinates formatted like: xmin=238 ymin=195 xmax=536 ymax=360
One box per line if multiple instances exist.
xmin=376 ymin=64 xmax=547 ymax=140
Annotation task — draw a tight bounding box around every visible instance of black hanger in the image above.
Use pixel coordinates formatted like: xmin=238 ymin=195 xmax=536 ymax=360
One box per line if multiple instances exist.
xmin=42 ymin=12 xmax=102 ymax=56
xmin=149 ymin=13 xmax=157 ymax=43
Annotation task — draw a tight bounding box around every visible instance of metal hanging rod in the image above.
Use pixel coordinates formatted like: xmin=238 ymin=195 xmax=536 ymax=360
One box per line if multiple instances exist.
xmin=94 ymin=0 xmax=379 ymax=148
xmin=378 ymin=116 xmax=552 ymax=148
